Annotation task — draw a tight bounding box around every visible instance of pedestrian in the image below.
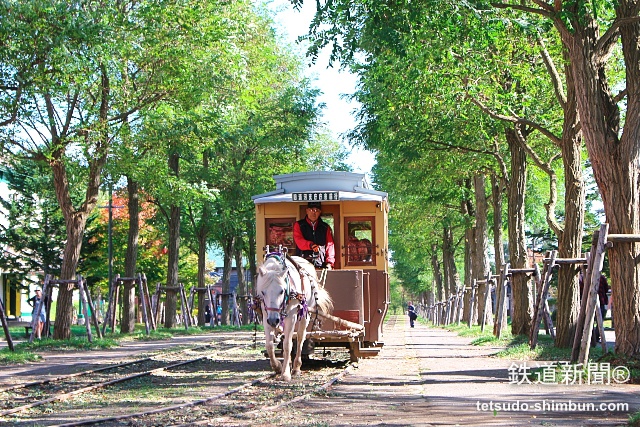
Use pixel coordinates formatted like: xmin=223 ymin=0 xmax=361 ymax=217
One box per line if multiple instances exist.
xmin=204 ymin=304 xmax=212 ymax=326
xmin=594 ymin=274 xmax=609 ymax=342
xmin=407 ymin=301 xmax=417 ymax=328
xmin=27 ymin=287 xmax=47 ymax=339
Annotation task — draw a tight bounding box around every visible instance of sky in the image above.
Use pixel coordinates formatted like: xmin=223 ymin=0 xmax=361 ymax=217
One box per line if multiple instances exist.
xmin=269 ymin=0 xmax=376 ymax=177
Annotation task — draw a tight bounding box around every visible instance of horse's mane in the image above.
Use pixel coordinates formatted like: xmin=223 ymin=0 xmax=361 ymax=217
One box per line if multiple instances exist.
xmin=256 ymin=256 xmax=287 ymax=290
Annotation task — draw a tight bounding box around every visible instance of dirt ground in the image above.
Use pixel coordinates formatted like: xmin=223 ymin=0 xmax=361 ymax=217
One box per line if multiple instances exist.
xmin=2 ymin=319 xmax=639 ymax=427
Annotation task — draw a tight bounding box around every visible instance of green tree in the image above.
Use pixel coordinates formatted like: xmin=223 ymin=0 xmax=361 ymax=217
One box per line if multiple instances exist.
xmin=0 ymin=159 xmax=65 ymax=281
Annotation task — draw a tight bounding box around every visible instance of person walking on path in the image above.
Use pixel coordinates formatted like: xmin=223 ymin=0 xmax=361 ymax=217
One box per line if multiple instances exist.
xmin=407 ymin=301 xmax=417 ymax=328
xmin=27 ymin=287 xmax=46 ymax=339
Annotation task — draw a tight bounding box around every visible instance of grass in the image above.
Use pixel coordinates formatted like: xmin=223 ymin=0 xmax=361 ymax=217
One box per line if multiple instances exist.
xmin=629 ymin=411 xmax=640 ymax=427
xmin=426 ymin=319 xmax=640 ymax=384
xmin=0 ymin=322 xmax=263 ymax=365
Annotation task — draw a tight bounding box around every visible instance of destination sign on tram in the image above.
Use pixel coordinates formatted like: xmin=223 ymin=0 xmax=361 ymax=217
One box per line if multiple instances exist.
xmin=292 ymin=192 xmax=340 ymax=202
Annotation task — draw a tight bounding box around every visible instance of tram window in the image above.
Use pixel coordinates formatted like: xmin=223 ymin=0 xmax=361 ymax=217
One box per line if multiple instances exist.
xmin=345 ymin=217 xmax=375 ymax=266
xmin=265 ymin=218 xmax=296 ymax=254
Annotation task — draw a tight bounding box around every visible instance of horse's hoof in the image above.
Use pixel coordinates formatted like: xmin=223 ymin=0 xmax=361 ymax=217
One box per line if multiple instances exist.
xmin=271 ymin=363 xmax=282 ymax=374
xmin=292 ymin=369 xmax=301 ymax=377
xmin=281 ymin=373 xmax=292 ymax=382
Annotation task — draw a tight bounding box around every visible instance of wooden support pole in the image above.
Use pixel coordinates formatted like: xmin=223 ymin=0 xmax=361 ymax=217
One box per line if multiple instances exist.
xmin=480 ymin=272 xmax=493 ymax=332
xmin=77 ymin=275 xmax=93 ymax=343
xmin=143 ymin=275 xmax=156 ymax=331
xmin=0 ymin=296 xmax=15 ymax=351
xmin=179 ymin=284 xmax=189 ymax=330
xmin=493 ymin=264 xmax=509 ymax=338
xmin=544 ymin=258 xmax=587 ymax=265
xmin=578 ymin=224 xmax=609 ymax=365
xmin=467 ymin=280 xmax=477 ymax=328
xmin=84 ymin=278 xmax=102 ymax=339
xmin=508 ymin=268 xmax=537 ymax=274
xmin=455 ymin=288 xmax=464 ymax=326
xmin=530 ymin=251 xmax=557 ymax=349
xmin=572 ymin=251 xmax=593 ymax=363
xmin=606 ymin=234 xmax=640 ymax=243
xmin=138 ymin=273 xmax=151 ymax=336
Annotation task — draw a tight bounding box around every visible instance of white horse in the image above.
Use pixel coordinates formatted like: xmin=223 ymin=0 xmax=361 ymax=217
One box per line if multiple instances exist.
xmin=256 ymin=254 xmax=333 ymax=381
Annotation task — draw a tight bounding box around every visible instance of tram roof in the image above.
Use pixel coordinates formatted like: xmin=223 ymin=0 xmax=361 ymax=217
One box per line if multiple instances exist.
xmin=252 ymin=171 xmax=388 ymax=204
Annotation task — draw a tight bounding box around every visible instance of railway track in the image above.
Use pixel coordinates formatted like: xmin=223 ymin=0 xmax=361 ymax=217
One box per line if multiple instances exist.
xmin=1 ymin=333 xmax=353 ymax=426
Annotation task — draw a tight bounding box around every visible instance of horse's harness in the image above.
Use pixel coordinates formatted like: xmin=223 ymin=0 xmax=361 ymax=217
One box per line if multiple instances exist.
xmin=256 ymin=252 xmax=316 ymax=323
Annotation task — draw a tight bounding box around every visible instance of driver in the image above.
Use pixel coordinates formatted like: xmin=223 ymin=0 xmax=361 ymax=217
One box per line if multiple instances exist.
xmin=293 ymin=201 xmax=335 ymax=269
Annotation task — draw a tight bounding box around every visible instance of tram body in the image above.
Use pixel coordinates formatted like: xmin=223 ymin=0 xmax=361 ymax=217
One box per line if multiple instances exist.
xmin=253 ymin=171 xmax=390 ymax=359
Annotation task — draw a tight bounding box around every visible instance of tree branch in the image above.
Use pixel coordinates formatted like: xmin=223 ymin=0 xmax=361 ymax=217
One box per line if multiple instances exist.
xmin=613 ymin=87 xmax=628 ymax=104
xmin=596 ymin=16 xmax=640 ymax=58
xmin=491 ymin=2 xmax=552 ymax=18
xmin=469 ymin=96 xmax=562 ymax=145
xmin=514 ymin=124 xmax=563 ymax=238
xmin=536 ymin=32 xmax=566 ymax=108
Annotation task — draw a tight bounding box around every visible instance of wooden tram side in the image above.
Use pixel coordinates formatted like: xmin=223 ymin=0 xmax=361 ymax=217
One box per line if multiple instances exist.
xmin=252 ymin=171 xmax=390 ymax=360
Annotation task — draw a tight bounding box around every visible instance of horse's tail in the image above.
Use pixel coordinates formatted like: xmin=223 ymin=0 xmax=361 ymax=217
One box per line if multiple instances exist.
xmin=314 ymin=286 xmax=333 ymax=315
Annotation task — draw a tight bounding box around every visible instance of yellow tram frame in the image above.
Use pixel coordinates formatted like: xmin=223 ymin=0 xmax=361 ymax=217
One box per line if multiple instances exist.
xmin=253 ymin=171 xmax=390 ymax=359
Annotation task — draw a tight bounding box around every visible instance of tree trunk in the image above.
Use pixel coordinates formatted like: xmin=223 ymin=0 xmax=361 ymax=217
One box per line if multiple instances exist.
xmin=442 ymin=225 xmax=460 ymax=296
xmin=474 ymin=174 xmax=493 ymax=326
xmin=554 ymin=62 xmax=585 ymax=347
xmin=553 ymin=4 xmax=640 ymax=356
xmin=491 ymin=174 xmax=506 ymax=335
xmin=221 ymin=236 xmax=234 ymax=326
xmin=164 ymin=152 xmax=180 ymax=329
xmin=51 ymin=66 xmax=109 ymax=340
xmin=54 ymin=212 xmax=89 ymax=339
xmin=235 ymin=245 xmax=246 ymax=325
xmin=461 ymin=180 xmax=476 ymax=325
xmin=246 ymin=218 xmax=257 ymax=296
xmin=196 ymin=231 xmax=208 ymax=326
xmin=431 ymin=244 xmax=444 ymax=302
xmin=506 ymin=128 xmax=533 ymax=336
xmin=121 ymin=177 xmax=140 ymax=334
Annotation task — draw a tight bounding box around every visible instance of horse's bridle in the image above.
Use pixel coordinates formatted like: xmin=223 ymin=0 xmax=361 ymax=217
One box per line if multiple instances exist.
xmin=258 ymin=252 xmax=310 ymax=322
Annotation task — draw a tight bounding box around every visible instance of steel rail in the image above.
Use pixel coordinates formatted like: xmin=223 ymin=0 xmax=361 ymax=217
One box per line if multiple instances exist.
xmin=0 ymin=355 xmax=211 ymax=417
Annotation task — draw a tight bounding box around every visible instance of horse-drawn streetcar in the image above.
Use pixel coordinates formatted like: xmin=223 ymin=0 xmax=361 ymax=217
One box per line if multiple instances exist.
xmin=253 ymin=171 xmax=390 ymax=363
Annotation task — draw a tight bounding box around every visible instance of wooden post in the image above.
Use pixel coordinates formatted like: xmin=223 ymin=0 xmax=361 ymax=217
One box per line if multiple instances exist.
xmin=494 ymin=264 xmax=509 ymax=338
xmin=467 ymin=281 xmax=477 ymax=328
xmin=77 ymin=275 xmax=93 ymax=343
xmin=543 ymin=298 xmax=556 ymax=340
xmin=83 ymin=278 xmax=102 ymax=339
xmin=444 ymin=297 xmax=451 ymax=325
xmin=530 ymin=251 xmax=557 ymax=349
xmin=152 ymin=283 xmax=162 ymax=326
xmin=456 ymin=288 xmax=464 ymax=326
xmin=578 ymin=224 xmax=609 ymax=365
xmin=179 ymin=284 xmax=189 ymax=330
xmin=480 ymin=272 xmax=493 ymax=332
xmin=206 ymin=285 xmax=216 ymax=326
xmin=572 ymin=251 xmax=593 ymax=363
xmin=142 ymin=275 xmax=156 ymax=331
xmin=42 ymin=276 xmax=53 ymax=338
xmin=0 ymin=296 xmax=15 ymax=351
xmin=138 ymin=273 xmax=151 ymax=335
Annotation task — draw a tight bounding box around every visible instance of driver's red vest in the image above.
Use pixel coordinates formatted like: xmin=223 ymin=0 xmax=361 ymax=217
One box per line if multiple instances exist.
xmin=296 ymin=218 xmax=330 ymax=266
